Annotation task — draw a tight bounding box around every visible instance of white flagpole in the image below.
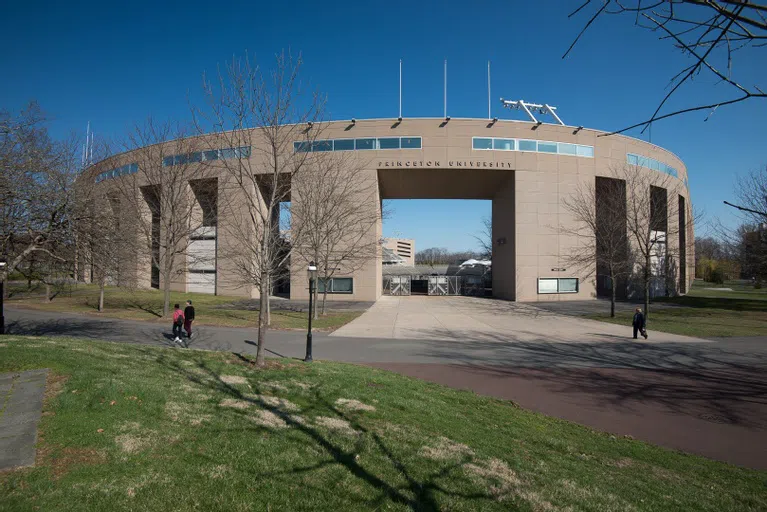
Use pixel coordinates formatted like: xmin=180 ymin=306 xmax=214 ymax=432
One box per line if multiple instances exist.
xmin=399 ymin=59 xmax=402 ymax=119
xmin=487 ymin=61 xmax=491 ymax=119
xmin=443 ymin=59 xmax=447 ymax=119
xmin=90 ymin=131 xmax=94 ymax=164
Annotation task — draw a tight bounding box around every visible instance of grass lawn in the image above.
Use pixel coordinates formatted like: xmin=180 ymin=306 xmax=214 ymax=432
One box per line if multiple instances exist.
xmin=586 ymin=281 xmax=767 ymax=338
xmin=1 ymin=337 xmax=765 ymax=511
xmin=4 ymin=283 xmax=360 ymax=331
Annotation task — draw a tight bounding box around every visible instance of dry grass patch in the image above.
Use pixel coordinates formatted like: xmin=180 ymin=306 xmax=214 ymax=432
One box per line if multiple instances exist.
xmin=37 ymin=445 xmax=107 ymax=480
xmin=335 ymin=398 xmax=376 ymax=412
xmin=165 ymin=400 xmax=212 ymax=426
xmin=259 ymin=381 xmax=288 ymax=392
xmin=465 ymin=458 xmax=556 ymax=510
xmin=114 ymin=434 xmax=154 ymax=454
xmin=250 ymin=410 xmax=289 ymax=429
xmin=207 ymin=464 xmax=231 ymax=480
xmin=219 ymin=399 xmax=250 ymax=410
xmin=315 ymin=416 xmax=358 ymax=436
xmin=245 ymin=393 xmax=300 ymax=412
xmin=220 ymin=375 xmax=248 ymax=385
xmin=419 ymin=436 xmax=474 ymax=461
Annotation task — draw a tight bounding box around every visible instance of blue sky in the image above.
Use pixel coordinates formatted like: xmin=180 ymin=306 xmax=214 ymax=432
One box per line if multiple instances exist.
xmin=2 ymin=0 xmax=765 ymax=252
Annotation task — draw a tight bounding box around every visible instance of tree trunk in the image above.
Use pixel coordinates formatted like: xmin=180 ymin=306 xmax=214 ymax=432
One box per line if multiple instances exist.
xmin=162 ymin=282 xmax=171 ymax=318
xmin=321 ymin=288 xmax=328 ymax=316
xmin=98 ymin=281 xmax=105 ymax=312
xmin=266 ymin=281 xmax=271 ymax=326
xmin=256 ymin=270 xmax=269 ymax=367
xmin=44 ymin=283 xmax=51 ymax=302
xmin=644 ymin=254 xmax=651 ymax=320
xmin=610 ymin=275 xmax=616 ymax=318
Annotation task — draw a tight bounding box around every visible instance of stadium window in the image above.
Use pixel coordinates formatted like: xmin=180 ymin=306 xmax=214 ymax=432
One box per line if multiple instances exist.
xmin=472 ymin=137 xmax=493 ymax=150
xmin=576 ymin=145 xmax=594 ymax=158
xmin=236 ymin=146 xmax=251 ymax=158
xmin=400 ymin=137 xmax=421 ymax=149
xmin=355 ymin=138 xmax=375 ymax=150
xmin=518 ymin=140 xmax=536 ymax=152
xmin=203 ymin=150 xmax=220 ymax=161
xmin=378 ymin=137 xmax=400 ymax=150
xmin=333 ymin=139 xmax=355 ymax=151
xmin=311 ymin=140 xmax=332 ymax=152
xmin=219 ymin=148 xmax=236 ymax=159
xmin=294 ymin=141 xmax=310 ymax=153
xmin=627 ymin=153 xmax=639 ymax=166
xmin=493 ymin=138 xmax=514 ymax=151
xmin=317 ymin=277 xmax=354 ymax=294
xmin=558 ymin=143 xmax=577 ymax=155
xmin=162 ymin=156 xmax=174 ymax=167
xmin=537 ymin=141 xmax=558 ymax=154
xmin=537 ymin=277 xmax=578 ymax=294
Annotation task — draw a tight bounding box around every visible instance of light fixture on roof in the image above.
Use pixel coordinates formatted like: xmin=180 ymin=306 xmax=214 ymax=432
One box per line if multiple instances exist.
xmin=307 ymin=121 xmax=314 ymax=128
xmin=572 ymin=126 xmax=583 ymax=135
xmin=500 ymin=98 xmax=565 ymax=126
xmin=445 ymin=116 xmax=451 ymax=122
xmin=351 ymin=118 xmax=356 ymax=124
xmin=397 ymin=116 xmax=403 ymax=122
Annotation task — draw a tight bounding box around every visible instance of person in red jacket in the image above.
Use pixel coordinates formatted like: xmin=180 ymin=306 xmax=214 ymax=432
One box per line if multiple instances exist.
xmin=172 ymin=304 xmax=185 ymax=345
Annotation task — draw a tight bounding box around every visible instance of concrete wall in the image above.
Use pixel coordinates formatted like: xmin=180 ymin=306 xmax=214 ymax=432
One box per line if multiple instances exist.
xmin=84 ymin=117 xmax=694 ymax=303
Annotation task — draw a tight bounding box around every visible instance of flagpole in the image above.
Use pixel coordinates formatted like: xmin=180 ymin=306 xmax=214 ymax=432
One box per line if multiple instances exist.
xmin=487 ymin=61 xmax=491 ymax=119
xmin=399 ymin=59 xmax=402 ymax=119
xmin=443 ymin=59 xmax=447 ymax=119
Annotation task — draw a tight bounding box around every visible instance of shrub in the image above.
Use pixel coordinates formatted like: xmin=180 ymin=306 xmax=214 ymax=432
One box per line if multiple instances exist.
xmin=709 ymin=268 xmax=725 ymax=285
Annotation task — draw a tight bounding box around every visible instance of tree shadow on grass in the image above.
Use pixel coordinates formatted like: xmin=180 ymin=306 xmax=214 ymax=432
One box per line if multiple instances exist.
xmin=145 ymin=348 xmax=498 ymax=511
xmin=658 ymin=295 xmax=767 ymax=312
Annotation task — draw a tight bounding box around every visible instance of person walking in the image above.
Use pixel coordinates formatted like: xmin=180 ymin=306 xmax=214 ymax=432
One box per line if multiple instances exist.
xmin=184 ymin=300 xmax=195 ymax=339
xmin=632 ymin=307 xmax=648 ymax=340
xmin=172 ymin=304 xmax=185 ymax=345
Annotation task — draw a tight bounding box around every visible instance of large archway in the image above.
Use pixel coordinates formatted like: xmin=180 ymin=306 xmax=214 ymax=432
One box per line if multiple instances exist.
xmin=377 ymin=167 xmax=515 ymax=300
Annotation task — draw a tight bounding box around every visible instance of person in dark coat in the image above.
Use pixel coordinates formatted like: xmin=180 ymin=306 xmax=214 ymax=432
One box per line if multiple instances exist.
xmin=632 ymin=307 xmax=648 ymax=339
xmin=184 ymin=300 xmax=195 ymax=339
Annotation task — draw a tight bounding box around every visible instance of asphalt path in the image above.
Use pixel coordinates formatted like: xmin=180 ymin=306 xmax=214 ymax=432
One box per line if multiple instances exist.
xmin=5 ymin=306 xmax=766 ymax=369
xmin=4 ymin=306 xmax=767 ymax=470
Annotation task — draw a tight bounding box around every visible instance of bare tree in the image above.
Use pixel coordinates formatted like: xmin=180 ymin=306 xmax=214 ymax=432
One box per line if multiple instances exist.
xmin=73 ymin=187 xmax=122 ymax=311
xmin=291 ymin=152 xmax=382 ymax=318
xmin=562 ymin=176 xmax=633 ymax=317
xmin=0 ymin=103 xmax=79 ymax=286
xmin=472 ymin=217 xmax=493 ymax=260
xmin=194 ymin=51 xmax=325 ymax=367
xmin=104 ymin=119 xmax=215 ymax=317
xmin=620 ymin=164 xmax=692 ymax=317
xmin=566 ymin=1 xmax=766 ymax=134
xmin=415 ymin=247 xmax=450 ymax=266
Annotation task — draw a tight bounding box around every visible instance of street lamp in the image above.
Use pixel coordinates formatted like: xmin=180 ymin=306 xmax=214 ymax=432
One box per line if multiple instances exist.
xmin=0 ymin=258 xmax=6 ymax=335
xmin=305 ymin=261 xmax=318 ymax=362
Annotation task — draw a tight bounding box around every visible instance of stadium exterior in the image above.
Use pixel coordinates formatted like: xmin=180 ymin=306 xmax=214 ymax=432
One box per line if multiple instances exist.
xmin=85 ymin=117 xmax=694 ymax=302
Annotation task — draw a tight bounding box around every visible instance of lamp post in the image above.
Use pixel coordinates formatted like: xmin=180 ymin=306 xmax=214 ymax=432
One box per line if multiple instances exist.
xmin=0 ymin=259 xmax=6 ymax=335
xmin=305 ymin=261 xmax=317 ymax=362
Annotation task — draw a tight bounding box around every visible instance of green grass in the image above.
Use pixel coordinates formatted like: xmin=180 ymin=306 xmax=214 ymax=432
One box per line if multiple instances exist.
xmin=586 ymin=280 xmax=767 ymax=338
xmin=4 ymin=283 xmax=360 ymax=331
xmin=1 ymin=337 xmax=765 ymax=511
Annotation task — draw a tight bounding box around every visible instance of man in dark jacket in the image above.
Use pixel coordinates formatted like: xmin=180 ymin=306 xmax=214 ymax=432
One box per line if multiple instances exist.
xmin=632 ymin=307 xmax=648 ymax=340
xmin=184 ymin=300 xmax=195 ymax=339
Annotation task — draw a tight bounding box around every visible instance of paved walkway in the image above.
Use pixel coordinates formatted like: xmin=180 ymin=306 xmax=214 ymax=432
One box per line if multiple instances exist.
xmin=332 ymin=295 xmax=709 ymax=344
xmin=5 ymin=306 xmax=767 ymax=469
xmin=0 ymin=369 xmax=48 ymax=470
